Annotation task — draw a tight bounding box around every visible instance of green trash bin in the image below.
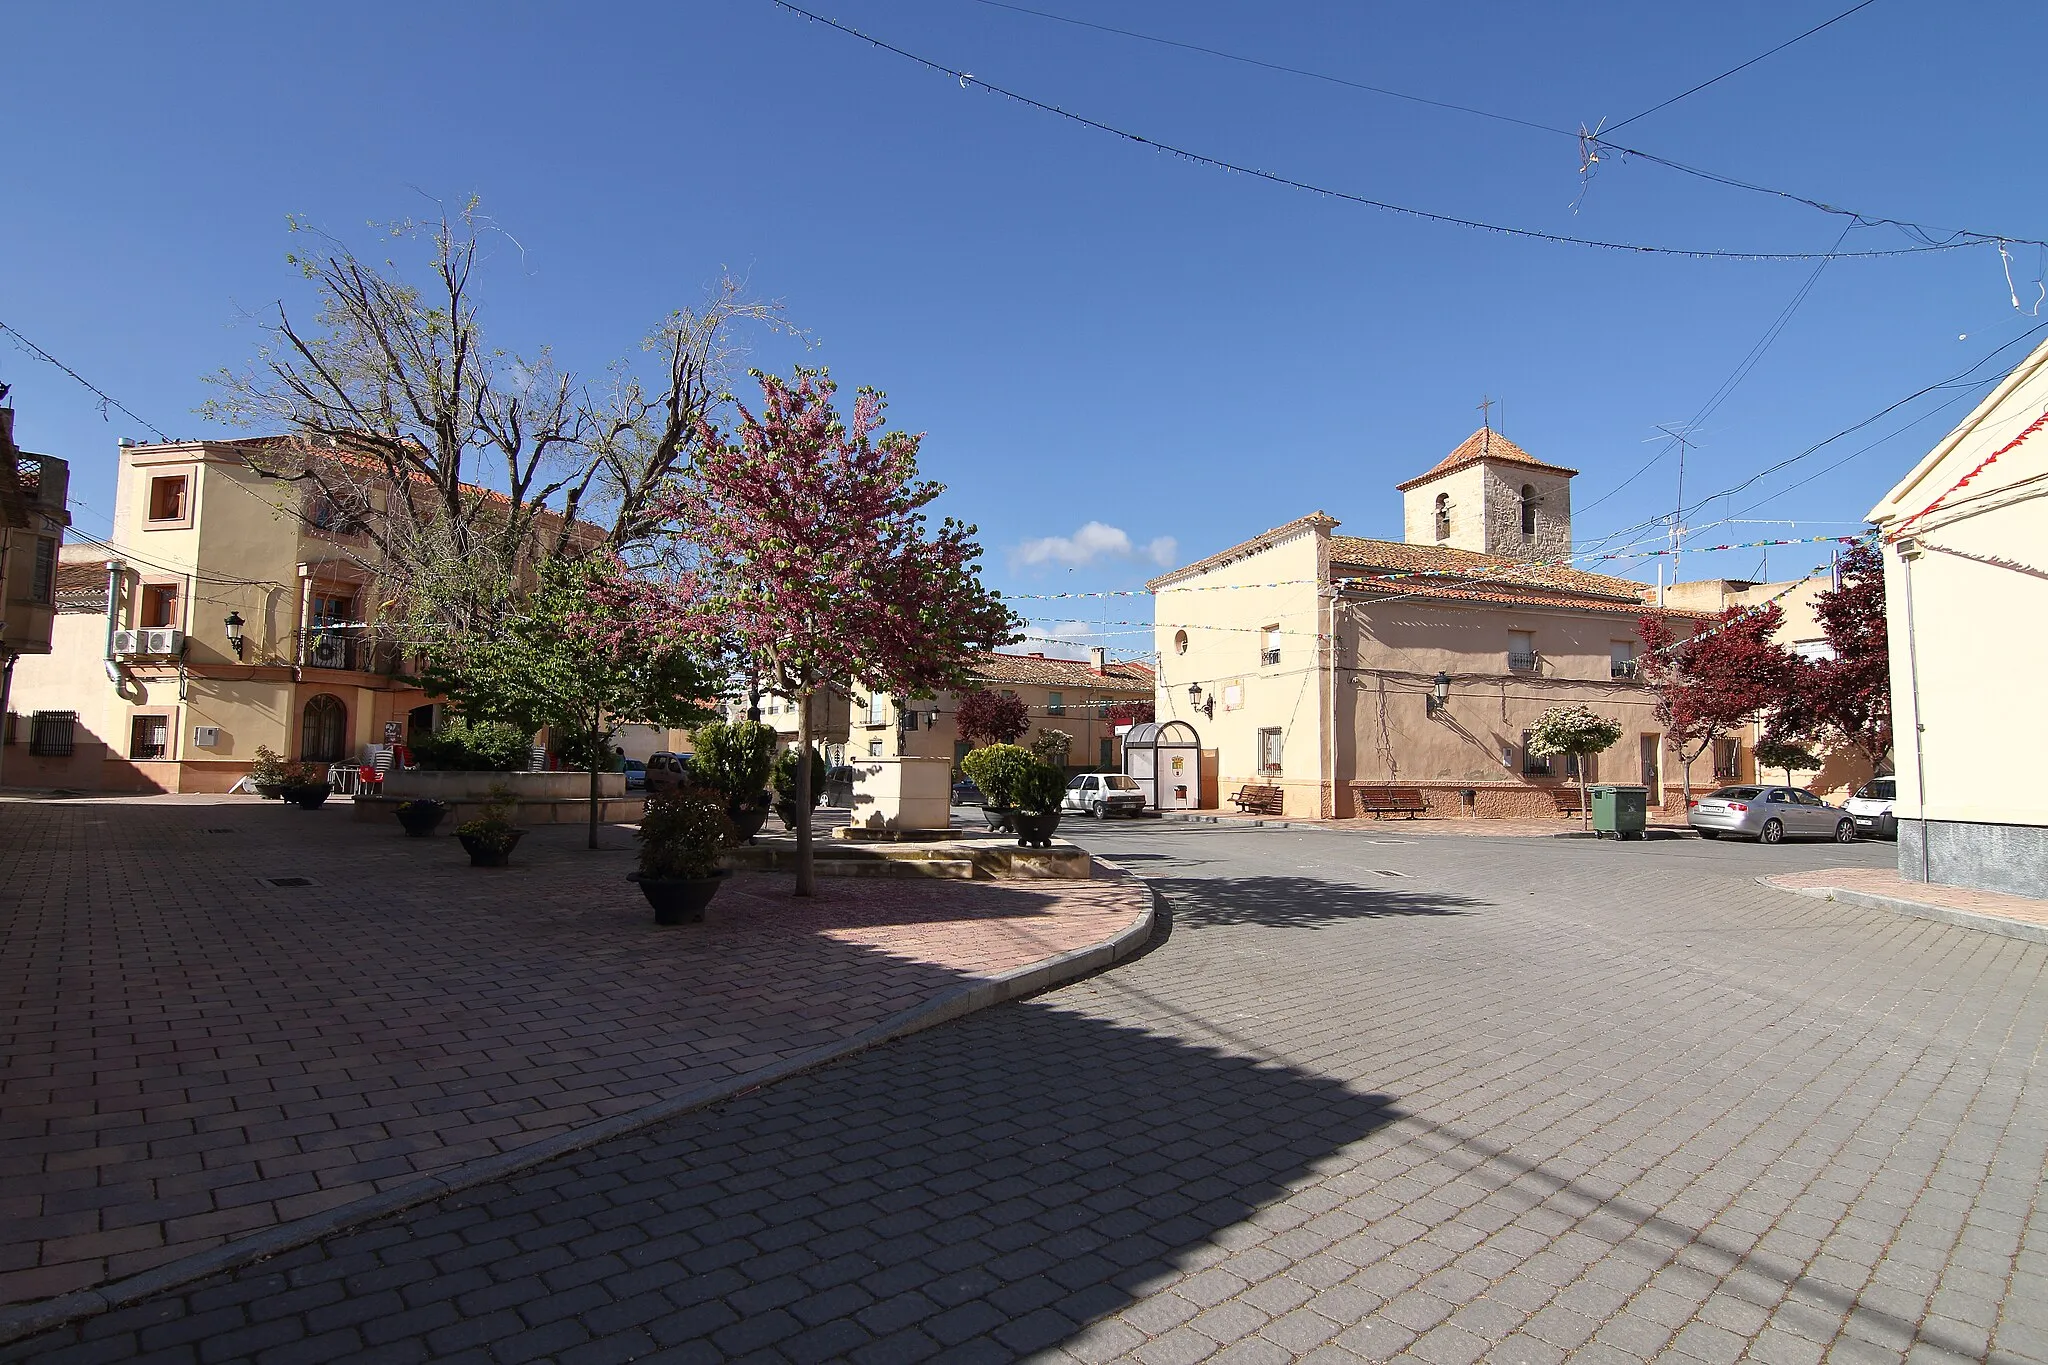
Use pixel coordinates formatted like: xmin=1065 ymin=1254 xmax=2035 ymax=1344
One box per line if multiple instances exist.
xmin=1590 ymin=784 xmax=1649 ymax=840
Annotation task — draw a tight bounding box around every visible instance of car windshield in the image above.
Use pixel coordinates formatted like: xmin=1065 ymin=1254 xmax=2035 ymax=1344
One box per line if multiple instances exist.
xmin=1102 ymin=776 xmax=1140 ymax=790
xmin=1709 ymin=787 xmax=1763 ymax=800
xmin=1855 ymin=779 xmax=1896 ymax=800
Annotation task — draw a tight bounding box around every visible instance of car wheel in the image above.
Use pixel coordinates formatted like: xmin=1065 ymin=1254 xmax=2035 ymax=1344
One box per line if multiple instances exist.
xmin=1835 ymin=818 xmax=1856 ymax=843
xmin=1697 ymin=830 xmax=1719 ymax=840
xmin=1092 ymin=804 xmax=1107 ymax=819
xmin=1760 ymin=818 xmax=1784 ymax=845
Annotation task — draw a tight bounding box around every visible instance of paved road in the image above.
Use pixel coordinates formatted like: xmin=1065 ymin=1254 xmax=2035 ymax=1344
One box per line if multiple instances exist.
xmin=11 ymin=825 xmax=2045 ymax=1365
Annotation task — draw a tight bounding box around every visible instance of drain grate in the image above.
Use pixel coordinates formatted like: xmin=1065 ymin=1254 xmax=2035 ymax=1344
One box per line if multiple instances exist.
xmin=267 ymin=876 xmax=314 ymax=888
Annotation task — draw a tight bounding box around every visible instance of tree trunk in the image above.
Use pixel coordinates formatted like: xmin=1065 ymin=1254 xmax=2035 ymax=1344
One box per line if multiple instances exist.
xmin=587 ymin=715 xmax=603 ymax=851
xmin=794 ymin=689 xmax=816 ymax=898
xmin=1579 ymin=758 xmax=1590 ymax=832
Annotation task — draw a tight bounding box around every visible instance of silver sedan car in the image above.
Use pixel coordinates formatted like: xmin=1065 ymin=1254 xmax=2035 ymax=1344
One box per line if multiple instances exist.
xmin=1690 ymin=785 xmax=1857 ymax=844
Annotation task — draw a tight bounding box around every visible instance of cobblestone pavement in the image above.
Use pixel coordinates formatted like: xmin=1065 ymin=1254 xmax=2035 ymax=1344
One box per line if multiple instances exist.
xmin=1766 ymin=866 xmax=2048 ymax=938
xmin=0 ymin=797 xmax=1149 ymax=1307
xmin=10 ymin=822 xmax=2046 ymax=1364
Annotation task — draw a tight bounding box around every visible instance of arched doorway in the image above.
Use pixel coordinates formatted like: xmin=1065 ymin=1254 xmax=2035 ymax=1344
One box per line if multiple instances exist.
xmin=301 ymin=693 xmax=348 ymax=762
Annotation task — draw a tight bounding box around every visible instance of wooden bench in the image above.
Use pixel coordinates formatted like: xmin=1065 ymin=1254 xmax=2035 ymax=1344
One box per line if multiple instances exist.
xmin=1229 ymin=785 xmax=1285 ymax=815
xmin=1551 ymin=787 xmax=1590 ymax=815
xmin=1355 ymin=785 xmax=1428 ymax=819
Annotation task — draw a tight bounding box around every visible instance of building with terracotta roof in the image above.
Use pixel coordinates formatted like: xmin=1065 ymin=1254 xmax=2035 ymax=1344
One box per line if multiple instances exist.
xmin=1147 ymin=427 xmax=1726 ymax=819
xmin=5 ymin=436 xmax=443 ymax=791
xmin=851 ymin=648 xmax=1154 ymax=774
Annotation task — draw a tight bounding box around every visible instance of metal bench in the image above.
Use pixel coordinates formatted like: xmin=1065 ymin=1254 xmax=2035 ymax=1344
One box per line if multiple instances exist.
xmin=1229 ymin=785 xmax=1285 ymax=815
xmin=1356 ymin=785 xmax=1427 ymax=819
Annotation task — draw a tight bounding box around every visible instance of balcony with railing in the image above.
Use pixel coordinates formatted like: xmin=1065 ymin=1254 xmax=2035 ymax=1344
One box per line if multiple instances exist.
xmin=1260 ymin=648 xmax=1282 ymax=666
xmin=299 ymin=623 xmax=378 ymax=672
xmin=1611 ymin=658 xmax=1638 ymax=679
xmin=1507 ymin=651 xmax=1539 ymax=673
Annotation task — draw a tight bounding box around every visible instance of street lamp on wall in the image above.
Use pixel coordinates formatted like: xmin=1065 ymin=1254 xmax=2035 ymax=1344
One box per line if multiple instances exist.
xmin=1186 ymin=682 xmax=1213 ymax=720
xmin=223 ymin=611 xmax=246 ymax=659
xmin=1426 ymin=670 xmax=1451 ymax=716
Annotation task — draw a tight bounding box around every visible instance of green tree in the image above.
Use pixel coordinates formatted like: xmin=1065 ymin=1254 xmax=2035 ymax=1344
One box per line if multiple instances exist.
xmin=1754 ymin=737 xmax=1821 ymax=785
xmin=424 ymin=559 xmax=717 ymax=849
xmin=1526 ymin=705 xmax=1625 ymax=830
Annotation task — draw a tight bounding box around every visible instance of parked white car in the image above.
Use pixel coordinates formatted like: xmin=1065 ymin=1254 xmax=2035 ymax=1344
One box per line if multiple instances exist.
xmin=1061 ymin=773 xmax=1148 ymax=819
xmin=1845 ymin=777 xmax=1898 ymax=840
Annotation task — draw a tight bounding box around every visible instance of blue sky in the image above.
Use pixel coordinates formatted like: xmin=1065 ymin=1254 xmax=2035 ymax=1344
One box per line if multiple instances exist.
xmin=4 ymin=0 xmax=2043 ymax=661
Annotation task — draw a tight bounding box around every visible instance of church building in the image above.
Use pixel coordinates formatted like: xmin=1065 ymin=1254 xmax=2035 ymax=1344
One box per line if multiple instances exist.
xmin=1147 ymin=428 xmax=1723 ymax=819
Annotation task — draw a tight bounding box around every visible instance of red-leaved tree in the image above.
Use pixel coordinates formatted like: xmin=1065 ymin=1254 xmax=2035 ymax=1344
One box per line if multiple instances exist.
xmin=594 ymin=368 xmax=1017 ymax=894
xmin=956 ymin=689 xmax=1030 ymax=747
xmin=1638 ymin=603 xmax=1795 ymax=808
xmin=1108 ymin=700 xmax=1156 ymax=728
xmin=1763 ymin=542 xmax=1892 ymax=770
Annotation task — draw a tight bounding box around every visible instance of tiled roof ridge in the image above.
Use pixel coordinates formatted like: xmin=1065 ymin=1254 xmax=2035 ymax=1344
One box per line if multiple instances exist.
xmin=1327 ymin=534 xmax=1647 ymax=600
xmin=1395 ymin=427 xmax=1579 ymax=492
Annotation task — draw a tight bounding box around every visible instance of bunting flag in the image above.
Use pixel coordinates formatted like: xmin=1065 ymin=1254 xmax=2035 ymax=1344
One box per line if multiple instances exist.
xmin=1008 ymin=534 xmax=1869 ymax=600
xmin=1890 ymin=406 xmax=2048 ymax=539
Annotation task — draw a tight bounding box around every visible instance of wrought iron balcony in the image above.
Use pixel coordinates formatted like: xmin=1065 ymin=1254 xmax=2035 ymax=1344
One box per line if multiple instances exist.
xmin=299 ymin=623 xmax=375 ymax=671
xmin=1611 ymin=659 xmax=1638 ymax=678
xmin=1507 ymin=651 xmax=1539 ymax=673
xmin=1260 ymin=648 xmax=1282 ymax=666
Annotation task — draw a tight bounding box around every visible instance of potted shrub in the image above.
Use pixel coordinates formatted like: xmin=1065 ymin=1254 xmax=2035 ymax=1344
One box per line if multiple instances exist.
xmin=281 ymin=761 xmax=332 ymax=808
xmin=1011 ymin=760 xmax=1069 ymax=849
xmin=394 ymin=798 xmax=449 ymax=837
xmin=629 ymin=788 xmax=736 ymax=924
xmin=455 ymin=786 xmax=525 ymax=867
xmin=250 ymin=745 xmax=290 ymax=799
xmin=693 ymin=720 xmax=776 ymax=839
xmin=961 ymin=743 xmax=1035 ymax=833
xmin=771 ymin=745 xmax=827 ymax=832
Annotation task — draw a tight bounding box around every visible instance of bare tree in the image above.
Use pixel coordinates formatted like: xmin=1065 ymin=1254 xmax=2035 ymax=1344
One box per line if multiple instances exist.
xmin=204 ymin=202 xmax=789 ymax=639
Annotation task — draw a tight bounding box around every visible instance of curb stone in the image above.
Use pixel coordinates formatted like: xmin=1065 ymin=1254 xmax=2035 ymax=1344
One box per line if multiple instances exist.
xmin=1161 ymin=812 xmax=1696 ymax=840
xmin=0 ymin=862 xmax=1159 ymax=1348
xmin=1762 ymin=877 xmax=2048 ymax=947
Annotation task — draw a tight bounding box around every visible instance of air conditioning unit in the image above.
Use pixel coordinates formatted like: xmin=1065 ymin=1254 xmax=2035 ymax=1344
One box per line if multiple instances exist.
xmin=111 ymin=629 xmax=143 ymax=656
xmin=140 ymin=629 xmax=184 ymax=656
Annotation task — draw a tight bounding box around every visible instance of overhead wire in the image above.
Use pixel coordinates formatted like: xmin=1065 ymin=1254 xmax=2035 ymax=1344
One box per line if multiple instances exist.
xmin=1599 ymin=0 xmax=1881 ymax=135
xmin=764 ymin=0 xmax=1978 ymax=263
xmin=0 ymin=321 xmax=171 ymax=440
xmin=957 ymin=0 xmax=2044 ymax=252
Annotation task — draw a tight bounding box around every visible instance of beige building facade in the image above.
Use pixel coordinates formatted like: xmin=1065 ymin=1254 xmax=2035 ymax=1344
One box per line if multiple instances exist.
xmin=6 ymin=438 xmax=428 ymax=792
xmin=1868 ymin=334 xmax=2048 ymax=897
xmin=0 ymin=400 xmax=71 ymax=786
xmin=1150 ymin=430 xmax=1726 ymax=819
xmin=853 ymin=649 xmax=1154 ymax=775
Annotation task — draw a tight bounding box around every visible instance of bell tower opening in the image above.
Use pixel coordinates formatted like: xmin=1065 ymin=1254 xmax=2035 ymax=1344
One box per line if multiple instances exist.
xmin=1398 ymin=428 xmax=1577 ymax=562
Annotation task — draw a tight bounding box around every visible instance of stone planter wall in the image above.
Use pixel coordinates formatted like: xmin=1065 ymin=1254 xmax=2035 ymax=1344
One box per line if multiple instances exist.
xmin=382 ymin=770 xmax=627 ymax=801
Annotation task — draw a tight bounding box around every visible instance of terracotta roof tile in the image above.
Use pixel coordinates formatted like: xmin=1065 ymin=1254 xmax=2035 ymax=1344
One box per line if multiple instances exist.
xmin=1394 ymin=428 xmax=1577 ymax=492
xmin=1328 ymin=536 xmax=1662 ymax=611
xmin=967 ymin=651 xmax=1155 ymax=690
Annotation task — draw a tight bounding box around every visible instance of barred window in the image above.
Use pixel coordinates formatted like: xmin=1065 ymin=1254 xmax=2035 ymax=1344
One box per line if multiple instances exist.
xmin=130 ymin=714 xmax=169 ymax=761
xmin=31 ymin=710 xmax=76 ymax=756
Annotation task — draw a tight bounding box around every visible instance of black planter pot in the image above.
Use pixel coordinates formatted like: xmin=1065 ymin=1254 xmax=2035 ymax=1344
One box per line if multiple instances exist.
xmin=254 ymin=781 xmax=286 ymax=800
xmin=982 ymin=804 xmax=1016 ymax=834
xmin=283 ymin=785 xmax=331 ymax=809
xmin=629 ymin=869 xmax=730 ymax=925
xmin=394 ymin=802 xmax=448 ymax=837
xmin=457 ymin=830 xmax=525 ymax=867
xmin=1013 ymin=810 xmax=1062 ymax=848
xmin=728 ymin=806 xmax=770 ymax=843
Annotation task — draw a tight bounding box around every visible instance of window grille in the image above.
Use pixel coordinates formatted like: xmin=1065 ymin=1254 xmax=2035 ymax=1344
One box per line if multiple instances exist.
xmin=30 ymin=710 xmax=76 ymax=757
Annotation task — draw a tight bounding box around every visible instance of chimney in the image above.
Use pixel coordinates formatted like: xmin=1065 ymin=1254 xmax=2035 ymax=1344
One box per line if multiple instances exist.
xmin=1089 ymin=646 xmax=1106 ymax=674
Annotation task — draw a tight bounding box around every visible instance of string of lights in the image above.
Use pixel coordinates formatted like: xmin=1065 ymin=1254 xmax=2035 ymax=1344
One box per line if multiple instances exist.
xmin=765 ymin=0 xmax=1981 ymax=264
xmin=0 ymin=321 xmax=170 ymax=440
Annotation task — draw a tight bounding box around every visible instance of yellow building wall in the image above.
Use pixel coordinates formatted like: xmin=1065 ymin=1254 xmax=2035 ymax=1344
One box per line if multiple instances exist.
xmin=1151 ymin=523 xmax=1329 ymax=816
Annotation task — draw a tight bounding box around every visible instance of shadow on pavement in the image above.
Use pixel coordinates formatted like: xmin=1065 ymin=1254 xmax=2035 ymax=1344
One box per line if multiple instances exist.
xmin=1156 ymin=873 xmax=1485 ymax=930
xmin=4 ymin=987 xmax=1405 ymax=1363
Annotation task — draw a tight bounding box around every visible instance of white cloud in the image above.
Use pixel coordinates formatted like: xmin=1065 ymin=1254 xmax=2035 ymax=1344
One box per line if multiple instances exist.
xmin=1014 ymin=521 xmax=1178 ymax=571
xmin=1033 ymin=619 xmax=1096 ymax=662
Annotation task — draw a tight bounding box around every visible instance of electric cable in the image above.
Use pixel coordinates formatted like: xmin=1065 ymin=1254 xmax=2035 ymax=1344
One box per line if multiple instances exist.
xmin=765 ymin=0 xmax=1975 ymax=263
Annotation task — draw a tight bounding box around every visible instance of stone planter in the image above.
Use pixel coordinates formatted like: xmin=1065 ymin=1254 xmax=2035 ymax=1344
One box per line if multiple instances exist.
xmin=457 ymin=830 xmax=525 ymax=867
xmin=394 ymin=801 xmax=448 ymax=837
xmin=628 ymin=869 xmax=730 ymax=925
xmin=283 ymin=784 xmax=331 ymax=809
xmin=729 ymin=806 xmax=770 ymax=843
xmin=1013 ymin=810 xmax=1062 ymax=849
